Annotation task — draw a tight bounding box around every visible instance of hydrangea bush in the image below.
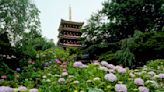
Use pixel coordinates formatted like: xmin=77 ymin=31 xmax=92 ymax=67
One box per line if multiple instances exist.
xmin=0 ymin=60 xmax=163 ymax=92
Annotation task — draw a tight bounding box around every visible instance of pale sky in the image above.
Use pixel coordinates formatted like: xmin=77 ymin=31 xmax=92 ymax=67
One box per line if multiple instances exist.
xmin=35 ymin=0 xmax=104 ymax=44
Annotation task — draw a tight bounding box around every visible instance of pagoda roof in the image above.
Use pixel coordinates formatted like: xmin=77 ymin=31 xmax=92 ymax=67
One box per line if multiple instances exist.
xmin=60 ymin=19 xmax=84 ymax=26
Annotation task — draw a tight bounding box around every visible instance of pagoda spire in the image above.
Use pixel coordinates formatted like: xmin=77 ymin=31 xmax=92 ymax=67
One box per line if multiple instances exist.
xmin=69 ymin=5 xmax=72 ymax=21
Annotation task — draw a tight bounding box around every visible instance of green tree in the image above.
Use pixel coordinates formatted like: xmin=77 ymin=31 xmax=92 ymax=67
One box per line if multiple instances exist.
xmin=101 ymin=0 xmax=164 ymax=39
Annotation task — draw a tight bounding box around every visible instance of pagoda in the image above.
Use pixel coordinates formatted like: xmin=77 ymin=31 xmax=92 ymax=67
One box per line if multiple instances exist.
xmin=57 ymin=19 xmax=84 ymax=48
xmin=57 ymin=6 xmax=84 ymax=49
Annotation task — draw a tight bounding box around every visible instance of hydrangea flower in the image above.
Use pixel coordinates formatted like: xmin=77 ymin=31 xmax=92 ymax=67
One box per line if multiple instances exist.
xmin=134 ymin=78 xmax=144 ymax=86
xmin=93 ymin=77 xmax=100 ymax=81
xmin=148 ymin=71 xmax=156 ymax=76
xmin=129 ymin=72 xmax=135 ymax=78
xmin=18 ymin=86 xmax=27 ymax=91
xmin=16 ymin=68 xmax=21 ymax=71
xmin=106 ymin=64 xmax=115 ymax=69
xmin=68 ymin=75 xmax=74 ymax=78
xmin=104 ymin=73 xmax=117 ymax=82
xmin=93 ymin=61 xmax=100 ymax=66
xmin=145 ymin=80 xmax=159 ymax=88
xmin=108 ymin=69 xmax=115 ymax=73
xmin=42 ymin=75 xmax=47 ymax=79
xmin=101 ymin=61 xmax=108 ymax=66
xmin=63 ymin=68 xmax=67 ymax=72
xmin=73 ymin=81 xmax=79 ymax=84
xmin=98 ymin=66 xmax=108 ymax=72
xmin=1 ymin=75 xmax=7 ymax=79
xmin=86 ymin=80 xmax=92 ymax=83
xmin=115 ymin=66 xmax=124 ymax=72
xmin=115 ymin=84 xmax=127 ymax=92
xmin=55 ymin=59 xmax=61 ymax=64
xmin=73 ymin=62 xmax=86 ymax=68
xmin=153 ymin=75 xmax=159 ymax=79
xmin=46 ymin=79 xmax=51 ymax=82
xmin=138 ymin=86 xmax=149 ymax=92
xmin=117 ymin=68 xmax=126 ymax=74
xmin=62 ymin=72 xmax=68 ymax=76
xmin=0 ymin=86 xmax=13 ymax=92
xmin=29 ymin=88 xmax=38 ymax=92
xmin=159 ymin=73 xmax=164 ymax=79
xmin=58 ymin=78 xmax=65 ymax=83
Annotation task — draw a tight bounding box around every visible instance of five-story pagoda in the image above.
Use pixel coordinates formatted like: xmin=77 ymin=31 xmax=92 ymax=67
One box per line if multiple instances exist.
xmin=57 ymin=19 xmax=84 ymax=48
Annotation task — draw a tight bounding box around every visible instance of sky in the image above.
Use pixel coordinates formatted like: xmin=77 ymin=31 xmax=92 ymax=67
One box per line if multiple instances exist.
xmin=35 ymin=0 xmax=104 ymax=44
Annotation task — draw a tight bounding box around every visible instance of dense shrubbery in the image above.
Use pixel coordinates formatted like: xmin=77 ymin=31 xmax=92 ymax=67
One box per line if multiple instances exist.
xmin=0 ymin=59 xmax=163 ymax=92
xmin=81 ymin=0 xmax=164 ymax=67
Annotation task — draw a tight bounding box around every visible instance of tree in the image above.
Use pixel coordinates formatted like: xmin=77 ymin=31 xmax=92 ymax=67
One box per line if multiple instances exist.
xmin=101 ymin=0 xmax=164 ymax=40
xmin=0 ymin=0 xmax=55 ymax=74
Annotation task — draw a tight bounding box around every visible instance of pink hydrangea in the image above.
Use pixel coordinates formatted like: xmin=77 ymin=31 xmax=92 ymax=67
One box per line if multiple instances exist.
xmin=54 ymin=59 xmax=61 ymax=64
xmin=18 ymin=86 xmax=27 ymax=91
xmin=138 ymin=86 xmax=149 ymax=92
xmin=1 ymin=75 xmax=7 ymax=79
xmin=29 ymin=88 xmax=38 ymax=92
xmin=134 ymin=78 xmax=144 ymax=86
xmin=159 ymin=73 xmax=164 ymax=79
xmin=0 ymin=86 xmax=13 ymax=92
xmin=115 ymin=84 xmax=127 ymax=92
xmin=104 ymin=73 xmax=117 ymax=82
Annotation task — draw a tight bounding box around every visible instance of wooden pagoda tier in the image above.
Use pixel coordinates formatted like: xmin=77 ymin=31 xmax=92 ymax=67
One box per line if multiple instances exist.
xmin=57 ymin=19 xmax=84 ymax=48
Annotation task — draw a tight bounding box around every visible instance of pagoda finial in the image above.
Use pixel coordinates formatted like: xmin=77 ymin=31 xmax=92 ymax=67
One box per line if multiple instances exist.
xmin=69 ymin=5 xmax=72 ymax=21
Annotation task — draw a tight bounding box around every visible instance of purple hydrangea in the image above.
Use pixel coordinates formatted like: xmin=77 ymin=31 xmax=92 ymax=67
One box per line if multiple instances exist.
xmin=0 ymin=86 xmax=13 ymax=92
xmin=73 ymin=61 xmax=86 ymax=68
xmin=115 ymin=84 xmax=127 ymax=92
xmin=104 ymin=73 xmax=117 ymax=82
xmin=106 ymin=64 xmax=115 ymax=69
xmin=138 ymin=86 xmax=149 ymax=92
xmin=29 ymin=88 xmax=38 ymax=92
xmin=117 ymin=68 xmax=126 ymax=74
xmin=134 ymin=78 xmax=144 ymax=86
xmin=18 ymin=86 xmax=27 ymax=91
xmin=159 ymin=73 xmax=164 ymax=79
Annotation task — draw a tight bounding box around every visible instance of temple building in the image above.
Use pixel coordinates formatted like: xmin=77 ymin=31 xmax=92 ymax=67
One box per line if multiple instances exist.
xmin=57 ymin=19 xmax=84 ymax=48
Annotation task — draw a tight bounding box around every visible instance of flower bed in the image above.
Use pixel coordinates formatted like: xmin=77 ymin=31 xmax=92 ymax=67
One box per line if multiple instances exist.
xmin=0 ymin=60 xmax=164 ymax=92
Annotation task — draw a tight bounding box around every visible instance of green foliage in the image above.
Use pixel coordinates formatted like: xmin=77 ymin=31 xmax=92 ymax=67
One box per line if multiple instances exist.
xmin=80 ymin=0 xmax=164 ymax=68
xmin=115 ymin=48 xmax=135 ymax=67
xmin=0 ymin=0 xmax=55 ymax=77
xmin=99 ymin=52 xmax=115 ymax=62
xmin=146 ymin=59 xmax=164 ymax=70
